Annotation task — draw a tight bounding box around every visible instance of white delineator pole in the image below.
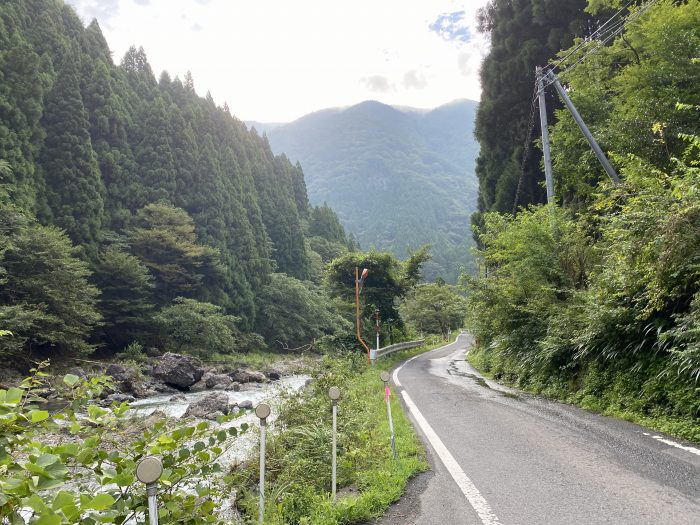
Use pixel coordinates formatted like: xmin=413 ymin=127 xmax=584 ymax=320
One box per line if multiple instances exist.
xmin=329 ymin=387 xmax=341 ymax=499
xmin=136 ymin=456 xmax=163 ymax=525
xmin=380 ymin=372 xmax=397 ymax=459
xmin=255 ymin=403 xmax=271 ymax=524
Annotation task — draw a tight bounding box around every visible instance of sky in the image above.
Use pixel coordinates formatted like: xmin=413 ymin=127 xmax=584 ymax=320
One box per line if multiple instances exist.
xmin=66 ymin=0 xmax=490 ymax=122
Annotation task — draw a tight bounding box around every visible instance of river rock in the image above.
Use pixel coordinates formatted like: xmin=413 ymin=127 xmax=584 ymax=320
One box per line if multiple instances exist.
xmin=264 ymin=369 xmax=281 ymax=381
xmin=151 ymin=353 xmax=204 ymax=389
xmin=170 ymin=394 xmax=187 ymax=402
xmin=205 ymin=373 xmax=232 ymax=389
xmin=66 ymin=366 xmax=87 ymax=379
xmin=237 ymin=399 xmax=253 ymax=410
xmin=225 ymin=382 xmax=241 ymax=392
xmin=229 ymin=368 xmax=266 ymax=384
xmin=105 ymin=364 xmax=144 ymax=395
xmin=106 ymin=363 xmax=135 ymax=384
xmin=183 ymin=392 xmax=232 ymax=420
xmin=189 ymin=380 xmax=207 ymax=393
xmin=106 ymin=393 xmax=136 ymax=403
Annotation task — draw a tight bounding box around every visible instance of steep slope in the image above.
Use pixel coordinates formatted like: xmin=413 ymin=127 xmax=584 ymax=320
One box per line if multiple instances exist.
xmin=0 ymin=0 xmax=350 ymax=355
xmin=257 ymin=99 xmax=479 ymax=282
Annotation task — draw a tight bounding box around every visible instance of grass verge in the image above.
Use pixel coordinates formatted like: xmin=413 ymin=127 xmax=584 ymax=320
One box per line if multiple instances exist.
xmin=467 ymin=346 xmax=700 ymax=444
xmin=231 ymin=335 xmax=454 ymax=524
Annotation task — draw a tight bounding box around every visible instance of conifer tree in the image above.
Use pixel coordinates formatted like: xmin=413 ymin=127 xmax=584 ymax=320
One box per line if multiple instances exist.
xmin=129 ymin=202 xmax=219 ymax=305
xmin=39 ymin=50 xmax=105 ymax=250
xmin=93 ymin=245 xmax=154 ymax=350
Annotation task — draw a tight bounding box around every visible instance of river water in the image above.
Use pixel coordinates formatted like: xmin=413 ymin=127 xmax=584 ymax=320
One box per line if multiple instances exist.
xmin=129 ymin=374 xmax=310 ymax=464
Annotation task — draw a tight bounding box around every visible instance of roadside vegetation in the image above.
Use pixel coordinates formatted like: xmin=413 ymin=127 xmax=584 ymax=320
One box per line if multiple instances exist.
xmin=0 ymin=361 xmax=249 ymax=524
xmin=233 ymin=337 xmax=453 ymax=525
xmin=463 ymin=0 xmax=700 ymax=444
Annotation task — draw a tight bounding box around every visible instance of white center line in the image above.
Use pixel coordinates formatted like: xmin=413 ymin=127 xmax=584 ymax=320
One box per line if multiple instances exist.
xmin=393 ymin=338 xmax=502 ymax=525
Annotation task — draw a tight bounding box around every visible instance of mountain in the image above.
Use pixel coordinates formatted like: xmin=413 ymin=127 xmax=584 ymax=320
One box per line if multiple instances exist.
xmin=251 ymin=99 xmax=480 ymax=282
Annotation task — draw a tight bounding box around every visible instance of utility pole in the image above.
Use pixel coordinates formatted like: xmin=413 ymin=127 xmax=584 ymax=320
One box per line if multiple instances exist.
xmin=536 ymin=66 xmax=555 ymax=204
xmin=545 ymin=70 xmax=620 ymax=185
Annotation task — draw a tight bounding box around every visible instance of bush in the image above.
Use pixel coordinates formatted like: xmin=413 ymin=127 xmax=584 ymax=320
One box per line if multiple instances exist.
xmin=0 ymin=363 xmax=248 ymax=524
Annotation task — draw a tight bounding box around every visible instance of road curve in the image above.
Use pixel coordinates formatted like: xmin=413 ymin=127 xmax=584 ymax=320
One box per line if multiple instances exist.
xmin=376 ymin=333 xmax=700 ymax=525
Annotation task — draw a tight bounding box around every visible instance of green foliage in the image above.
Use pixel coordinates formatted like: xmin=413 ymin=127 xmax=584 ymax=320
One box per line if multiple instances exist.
xmin=254 ymin=273 xmax=351 ymax=350
xmin=154 ymin=297 xmax=242 ymax=357
xmin=549 ymin=0 xmax=700 ymax=205
xmin=93 ymin=245 xmax=154 ymax=349
xmin=39 ymin=49 xmax=105 ymax=251
xmin=400 ymin=283 xmax=466 ymax=337
xmin=465 ymin=140 xmax=700 ymax=433
xmin=473 ymin=0 xmax=591 ymax=218
xmin=129 ymin=202 xmax=220 ymax=306
xmin=0 ymin=0 xmax=350 ymax=354
xmin=309 ymin=203 xmax=348 ymax=246
xmin=465 ymin=0 xmax=700 ymax=440
xmin=118 ymin=341 xmax=147 ymax=363
xmin=0 ymin=366 xmax=248 ymax=524
xmin=0 ymin=205 xmax=101 ymax=356
xmin=234 ymin=351 xmax=429 ymax=524
xmin=325 ymin=248 xmax=431 ymax=341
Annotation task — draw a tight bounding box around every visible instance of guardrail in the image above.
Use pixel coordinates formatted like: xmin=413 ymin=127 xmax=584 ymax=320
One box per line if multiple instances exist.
xmin=375 ymin=340 xmax=425 ymax=359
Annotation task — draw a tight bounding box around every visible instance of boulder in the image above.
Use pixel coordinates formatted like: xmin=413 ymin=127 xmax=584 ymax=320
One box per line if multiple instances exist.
xmin=183 ymin=392 xmax=232 ymax=420
xmin=189 ymin=380 xmax=207 ymax=393
xmin=229 ymin=368 xmax=266 ymax=384
xmin=225 ymin=382 xmax=241 ymax=392
xmin=169 ymin=394 xmax=187 ymax=402
xmin=66 ymin=367 xmax=87 ymax=379
xmin=105 ymin=364 xmax=144 ymax=395
xmin=264 ymin=369 xmax=281 ymax=381
xmin=237 ymin=399 xmax=253 ymax=410
xmin=205 ymin=373 xmax=232 ymax=389
xmin=106 ymin=363 xmax=135 ymax=384
xmin=144 ymin=380 xmax=179 ymax=395
xmin=151 ymin=353 xmax=203 ymax=389
xmin=106 ymin=393 xmax=136 ymax=403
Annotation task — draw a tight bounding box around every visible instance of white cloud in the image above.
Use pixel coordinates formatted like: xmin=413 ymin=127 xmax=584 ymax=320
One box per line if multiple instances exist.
xmin=402 ymin=69 xmax=428 ymax=90
xmin=66 ymin=0 xmax=120 ymax=25
xmin=66 ymin=0 xmax=490 ymax=121
xmin=361 ymin=75 xmax=395 ymax=93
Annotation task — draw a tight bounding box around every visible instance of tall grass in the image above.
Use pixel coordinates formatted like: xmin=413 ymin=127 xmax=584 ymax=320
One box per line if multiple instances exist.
xmin=231 ymin=339 xmax=451 ymax=524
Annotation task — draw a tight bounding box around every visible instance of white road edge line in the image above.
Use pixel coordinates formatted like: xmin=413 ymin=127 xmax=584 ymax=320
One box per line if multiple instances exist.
xmin=642 ymin=433 xmax=700 ymax=456
xmin=393 ymin=337 xmax=502 ymax=525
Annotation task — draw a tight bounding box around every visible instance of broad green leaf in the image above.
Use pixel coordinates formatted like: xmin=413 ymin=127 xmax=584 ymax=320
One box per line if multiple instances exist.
xmin=63 ymin=374 xmax=80 ymax=387
xmin=52 ymin=491 xmax=75 ymax=510
xmin=36 ymin=513 xmax=61 ymax=525
xmin=84 ymin=493 xmax=115 ymax=511
xmin=5 ymin=388 xmax=23 ymax=406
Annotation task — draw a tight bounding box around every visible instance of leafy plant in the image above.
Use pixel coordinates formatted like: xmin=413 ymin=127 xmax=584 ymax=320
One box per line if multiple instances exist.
xmin=0 ymin=365 xmax=248 ymax=524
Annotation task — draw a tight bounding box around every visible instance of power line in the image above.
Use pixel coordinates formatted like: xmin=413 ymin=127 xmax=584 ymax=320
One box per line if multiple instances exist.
xmin=544 ymin=0 xmax=637 ymax=75
xmin=544 ymin=0 xmax=660 ymax=87
xmin=513 ymin=0 xmax=659 ymax=214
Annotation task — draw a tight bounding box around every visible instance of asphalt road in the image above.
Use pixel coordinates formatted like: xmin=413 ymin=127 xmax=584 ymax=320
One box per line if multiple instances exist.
xmin=375 ymin=333 xmax=700 ymax=525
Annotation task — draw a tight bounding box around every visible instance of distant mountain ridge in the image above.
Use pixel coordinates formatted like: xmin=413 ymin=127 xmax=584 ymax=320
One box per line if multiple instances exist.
xmin=248 ymin=99 xmax=480 ymax=282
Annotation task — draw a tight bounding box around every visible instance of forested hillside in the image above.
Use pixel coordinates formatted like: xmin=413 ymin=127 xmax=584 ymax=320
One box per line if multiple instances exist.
xmin=472 ymin=0 xmax=591 ymax=222
xmin=465 ymin=0 xmax=700 ymax=440
xmin=0 ymin=0 xmax=353 ymax=361
xmin=256 ymin=99 xmax=480 ymax=282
